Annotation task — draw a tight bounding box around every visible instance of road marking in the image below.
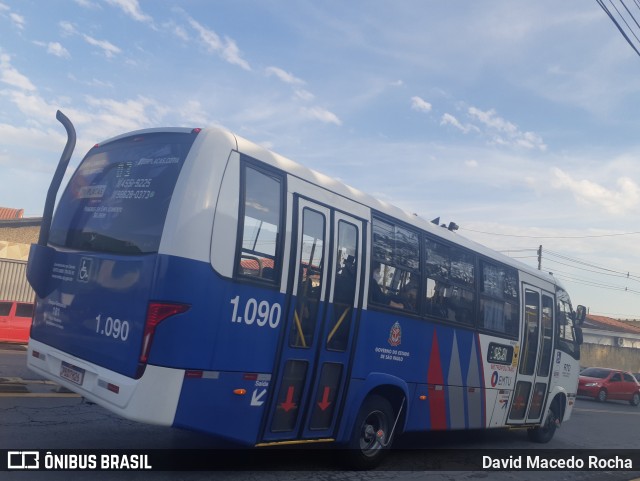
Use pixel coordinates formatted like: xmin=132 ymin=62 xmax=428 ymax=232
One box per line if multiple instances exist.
xmin=574 ymin=407 xmax=640 ymax=416
xmin=0 ymin=377 xmax=57 ymax=385
xmin=0 ymin=349 xmax=28 ymax=355
xmin=0 ymin=392 xmax=80 ymax=398
xmin=0 ymin=377 xmax=77 ymax=397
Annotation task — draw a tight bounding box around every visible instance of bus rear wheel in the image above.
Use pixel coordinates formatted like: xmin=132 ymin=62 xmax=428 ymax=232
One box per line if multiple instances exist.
xmin=344 ymin=395 xmax=395 ymax=470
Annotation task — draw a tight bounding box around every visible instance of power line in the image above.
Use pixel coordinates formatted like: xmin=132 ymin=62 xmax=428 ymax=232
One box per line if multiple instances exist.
xmin=499 ymin=246 xmax=640 ymax=313
xmin=544 ymin=257 xmax=640 ymax=282
xmin=461 ymin=227 xmax=640 ymax=239
xmin=498 ymin=245 xmax=640 ymax=280
xmin=543 ymin=248 xmax=640 ymax=280
xmin=554 ymin=273 xmax=640 ymax=295
xmin=597 ymin=0 xmax=640 ymax=57
xmin=549 ymin=267 xmax=640 ymax=293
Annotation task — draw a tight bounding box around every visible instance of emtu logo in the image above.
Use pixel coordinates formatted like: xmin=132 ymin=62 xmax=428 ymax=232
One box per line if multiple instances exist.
xmin=7 ymin=451 xmax=39 ymax=469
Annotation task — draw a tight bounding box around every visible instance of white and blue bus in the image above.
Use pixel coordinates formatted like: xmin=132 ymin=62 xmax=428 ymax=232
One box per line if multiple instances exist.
xmin=27 ymin=111 xmax=585 ymax=468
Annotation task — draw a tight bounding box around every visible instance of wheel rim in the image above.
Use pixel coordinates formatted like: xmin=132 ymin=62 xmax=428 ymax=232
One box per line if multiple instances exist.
xmin=633 ymin=393 xmax=639 ymax=405
xmin=599 ymin=390 xmax=606 ymax=402
xmin=542 ymin=407 xmax=556 ymax=434
xmin=359 ymin=409 xmax=388 ymax=457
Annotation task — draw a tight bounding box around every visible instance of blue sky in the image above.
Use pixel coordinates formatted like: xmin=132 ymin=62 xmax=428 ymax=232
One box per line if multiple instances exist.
xmin=2 ymin=0 xmax=640 ymax=318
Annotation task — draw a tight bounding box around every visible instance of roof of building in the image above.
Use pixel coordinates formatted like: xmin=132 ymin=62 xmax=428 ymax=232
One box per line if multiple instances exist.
xmin=585 ymin=314 xmax=640 ymax=334
xmin=0 ymin=207 xmax=24 ymax=220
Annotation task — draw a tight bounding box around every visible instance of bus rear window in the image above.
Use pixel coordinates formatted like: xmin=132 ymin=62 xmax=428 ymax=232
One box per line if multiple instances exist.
xmin=49 ymin=132 xmax=197 ymax=254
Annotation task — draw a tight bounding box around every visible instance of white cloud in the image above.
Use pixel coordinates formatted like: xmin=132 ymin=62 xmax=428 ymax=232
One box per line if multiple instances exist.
xmin=9 ymin=12 xmax=24 ymax=29
xmin=266 ymin=66 xmax=305 ymax=86
xmin=163 ymin=22 xmax=189 ymax=41
xmin=177 ymin=99 xmax=214 ymax=126
xmin=59 ymin=21 xmax=76 ymax=36
xmin=106 ymin=0 xmax=152 ymax=24
xmin=186 ymin=16 xmax=250 ymax=70
xmin=58 ymin=21 xmax=120 ymax=58
xmin=45 ymin=42 xmax=71 ymax=58
xmin=551 ymin=167 xmax=640 ymax=215
xmin=302 ymin=106 xmax=342 ymax=126
xmin=82 ymin=34 xmax=121 ymax=58
xmin=0 ymin=123 xmax=68 ymax=164
xmin=440 ymin=113 xmax=477 ymax=134
xmin=186 ymin=17 xmax=221 ymax=50
xmin=3 ymin=89 xmax=85 ymax=125
xmin=0 ymin=53 xmax=36 ymax=91
xmin=468 ymin=106 xmax=546 ymax=151
xmin=87 ymin=78 xmax=113 ymax=88
xmin=465 ymin=159 xmax=479 ymax=168
xmin=468 ymin=107 xmax=517 ymax=134
xmin=84 ymin=95 xmax=169 ymax=131
xmin=220 ymin=36 xmax=249 ymax=71
xmin=411 ymin=96 xmax=432 ymax=113
xmin=73 ymin=0 xmax=100 ymax=8
xmin=294 ymin=89 xmax=315 ymax=101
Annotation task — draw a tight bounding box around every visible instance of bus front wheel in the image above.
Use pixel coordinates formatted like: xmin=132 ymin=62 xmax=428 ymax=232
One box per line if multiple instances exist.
xmin=527 ymin=401 xmax=559 ymax=443
xmin=344 ymin=395 xmax=395 ymax=469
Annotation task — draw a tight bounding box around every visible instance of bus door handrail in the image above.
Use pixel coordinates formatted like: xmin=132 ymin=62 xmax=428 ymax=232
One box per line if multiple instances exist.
xmin=327 ymin=306 xmax=351 ymax=344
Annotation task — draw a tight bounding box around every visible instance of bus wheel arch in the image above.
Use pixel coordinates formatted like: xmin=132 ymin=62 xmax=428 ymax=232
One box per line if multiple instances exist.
xmin=342 ymin=385 xmax=407 ymax=469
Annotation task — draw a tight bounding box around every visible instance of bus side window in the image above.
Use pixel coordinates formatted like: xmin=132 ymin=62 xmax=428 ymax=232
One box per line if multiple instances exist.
xmin=236 ymin=163 xmax=283 ymax=284
xmin=478 ymin=261 xmax=519 ymax=338
xmin=370 ymin=218 xmax=420 ymax=312
xmin=423 ymin=238 xmax=475 ymax=326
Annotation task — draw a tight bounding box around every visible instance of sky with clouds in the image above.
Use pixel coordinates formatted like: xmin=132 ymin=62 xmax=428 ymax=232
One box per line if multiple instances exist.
xmin=2 ymin=0 xmax=640 ymax=318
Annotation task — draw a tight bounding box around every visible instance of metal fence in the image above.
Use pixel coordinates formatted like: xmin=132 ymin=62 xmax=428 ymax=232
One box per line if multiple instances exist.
xmin=0 ymin=258 xmax=35 ymax=302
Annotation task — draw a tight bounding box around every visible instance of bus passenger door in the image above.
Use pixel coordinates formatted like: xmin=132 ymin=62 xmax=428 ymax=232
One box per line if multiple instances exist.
xmin=507 ymin=285 xmax=555 ymax=425
xmin=260 ymin=197 xmax=363 ymax=443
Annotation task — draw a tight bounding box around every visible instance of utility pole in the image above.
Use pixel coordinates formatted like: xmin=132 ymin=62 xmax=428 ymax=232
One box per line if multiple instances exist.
xmin=537 ymin=245 xmax=542 ymax=271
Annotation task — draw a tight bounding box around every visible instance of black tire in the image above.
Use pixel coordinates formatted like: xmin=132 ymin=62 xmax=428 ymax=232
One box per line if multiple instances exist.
xmin=343 ymin=395 xmax=395 ymax=470
xmin=597 ymin=389 xmax=607 ymax=403
xmin=527 ymin=401 xmax=559 ymax=443
xmin=630 ymin=392 xmax=640 ymax=406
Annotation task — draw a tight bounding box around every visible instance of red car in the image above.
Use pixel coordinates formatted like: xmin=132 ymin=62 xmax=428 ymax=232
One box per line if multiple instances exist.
xmin=0 ymin=300 xmax=34 ymax=343
xmin=578 ymin=367 xmax=640 ymax=406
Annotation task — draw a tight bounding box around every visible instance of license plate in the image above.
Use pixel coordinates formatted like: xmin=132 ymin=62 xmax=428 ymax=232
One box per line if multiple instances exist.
xmin=60 ymin=361 xmax=85 ymax=385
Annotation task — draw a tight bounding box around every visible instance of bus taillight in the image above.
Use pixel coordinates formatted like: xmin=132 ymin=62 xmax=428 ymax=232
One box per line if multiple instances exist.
xmin=139 ymin=302 xmax=190 ymax=365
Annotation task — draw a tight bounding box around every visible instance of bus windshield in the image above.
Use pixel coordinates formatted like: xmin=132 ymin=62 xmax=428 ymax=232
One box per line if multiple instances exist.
xmin=49 ymin=132 xmax=196 ymax=255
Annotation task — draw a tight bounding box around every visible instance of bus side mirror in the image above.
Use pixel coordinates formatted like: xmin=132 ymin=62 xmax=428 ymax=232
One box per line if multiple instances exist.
xmin=576 ymin=305 xmax=587 ymax=325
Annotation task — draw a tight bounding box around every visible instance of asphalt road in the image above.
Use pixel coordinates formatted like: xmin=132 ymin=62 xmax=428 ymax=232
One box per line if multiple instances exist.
xmin=2 ymin=342 xmax=640 ymax=481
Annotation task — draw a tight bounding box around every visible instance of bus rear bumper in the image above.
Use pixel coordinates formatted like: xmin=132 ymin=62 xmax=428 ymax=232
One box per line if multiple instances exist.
xmin=27 ymin=338 xmax=184 ymax=426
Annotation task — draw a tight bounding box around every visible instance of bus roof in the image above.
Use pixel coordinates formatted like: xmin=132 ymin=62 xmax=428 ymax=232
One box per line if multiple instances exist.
xmin=93 ymin=125 xmax=562 ymax=291
xmin=229 ymin=128 xmax=562 ymax=291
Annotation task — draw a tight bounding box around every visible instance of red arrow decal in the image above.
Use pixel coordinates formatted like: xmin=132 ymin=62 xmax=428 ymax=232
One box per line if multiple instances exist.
xmin=281 ymin=386 xmax=297 ymax=412
xmin=318 ymin=386 xmax=331 ymax=411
